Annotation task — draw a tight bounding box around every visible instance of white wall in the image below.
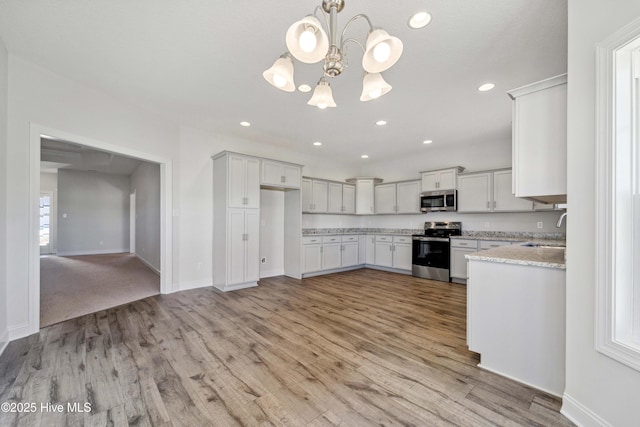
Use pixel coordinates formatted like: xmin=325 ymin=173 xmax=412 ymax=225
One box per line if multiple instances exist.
xmin=40 ymin=172 xmax=58 ymax=253
xmin=5 ymin=55 xmax=179 ymax=337
xmin=563 ymin=1 xmax=640 ymax=426
xmin=131 ymin=162 xmax=161 ymax=272
xmin=259 ymin=189 xmax=285 ymax=278
xmin=57 ymin=170 xmax=130 ymax=255
xmin=0 ymin=37 xmax=8 ymax=353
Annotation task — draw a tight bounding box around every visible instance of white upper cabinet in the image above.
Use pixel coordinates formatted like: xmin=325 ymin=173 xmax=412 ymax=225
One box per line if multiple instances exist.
xmin=227 ymin=154 xmax=260 ymax=209
xmin=301 ymin=178 xmax=328 ymax=213
xmin=374 ymin=183 xmax=397 ymax=214
xmin=458 ymin=172 xmax=492 ymax=212
xmin=342 ymin=184 xmax=356 ymax=214
xmin=347 ymin=178 xmax=381 ymax=215
xmin=493 ymin=170 xmax=533 ymax=212
xmin=396 ymin=181 xmax=420 ymax=213
xmin=261 ymin=159 xmax=301 ymax=189
xmin=508 ymin=74 xmax=567 ymax=203
xmin=421 ymin=167 xmax=464 ymax=192
xmin=327 ymin=182 xmax=344 ymax=214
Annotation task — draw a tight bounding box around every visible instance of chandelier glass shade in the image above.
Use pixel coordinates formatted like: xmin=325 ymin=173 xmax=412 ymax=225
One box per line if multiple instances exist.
xmin=263 ymin=0 xmax=403 ymax=108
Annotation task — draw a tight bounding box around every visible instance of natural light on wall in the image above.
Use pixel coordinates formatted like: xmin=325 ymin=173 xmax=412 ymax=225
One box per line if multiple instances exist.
xmin=596 ymin=17 xmax=640 ymax=371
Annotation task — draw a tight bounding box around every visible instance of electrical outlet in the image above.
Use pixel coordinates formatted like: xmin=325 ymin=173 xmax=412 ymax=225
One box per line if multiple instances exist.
xmin=261 ymin=257 xmax=267 ymax=264
xmin=537 ymin=222 xmax=544 ymax=229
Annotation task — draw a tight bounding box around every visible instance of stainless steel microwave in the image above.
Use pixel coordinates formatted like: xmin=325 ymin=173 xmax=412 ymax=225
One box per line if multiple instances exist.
xmin=420 ymin=190 xmax=457 ymax=212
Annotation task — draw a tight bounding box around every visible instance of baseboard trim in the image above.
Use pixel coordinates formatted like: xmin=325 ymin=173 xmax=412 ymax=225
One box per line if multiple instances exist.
xmin=364 ymin=265 xmax=412 ymax=276
xmin=476 ymin=363 xmax=563 ymax=398
xmin=56 ymin=249 xmax=129 ymax=256
xmin=134 ymin=254 xmax=160 ymax=275
xmin=0 ymin=329 xmax=9 ymax=357
xmin=8 ymin=322 xmax=34 ymax=341
xmin=302 ymin=265 xmax=363 ymax=278
xmin=561 ymin=393 xmax=611 ymax=427
xmin=260 ymin=269 xmax=285 ymax=279
xmin=213 ymin=281 xmax=258 ymax=292
xmin=179 ymin=280 xmax=212 ymax=292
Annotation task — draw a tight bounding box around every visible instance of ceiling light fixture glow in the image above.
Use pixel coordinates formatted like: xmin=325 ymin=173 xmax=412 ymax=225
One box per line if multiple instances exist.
xmin=423 ymin=140 xmax=433 ymax=144
xmin=313 ymin=141 xmax=322 ymax=146
xmin=478 ymin=83 xmax=495 ymax=92
xmin=376 ymin=120 xmax=387 ymax=126
xmin=264 ymin=0 xmax=404 ymax=108
xmin=298 ymin=84 xmax=312 ymax=93
xmin=240 ymin=121 xmax=251 ymax=127
xmin=361 ymin=154 xmax=369 ymax=159
xmin=409 ymin=11 xmax=432 ymax=29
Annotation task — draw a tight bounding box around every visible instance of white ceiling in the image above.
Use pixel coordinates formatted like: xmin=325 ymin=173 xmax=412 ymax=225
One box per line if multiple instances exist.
xmin=0 ymin=0 xmax=567 ymax=166
xmin=41 ymin=138 xmax=142 ymax=175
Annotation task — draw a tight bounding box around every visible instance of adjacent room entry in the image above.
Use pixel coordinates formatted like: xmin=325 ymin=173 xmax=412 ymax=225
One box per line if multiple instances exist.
xmin=38 ymin=135 xmax=163 ymax=327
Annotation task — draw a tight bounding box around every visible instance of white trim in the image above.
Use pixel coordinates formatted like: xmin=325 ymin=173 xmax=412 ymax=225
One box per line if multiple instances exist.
xmin=561 ymin=393 xmax=612 ymax=427
xmin=595 ymin=17 xmax=640 ymax=372
xmin=213 ymin=281 xmax=258 ymax=292
xmin=134 ymin=254 xmax=160 ymax=275
xmin=24 ymin=123 xmax=174 ymax=339
xmin=0 ymin=329 xmax=9 ymax=357
xmin=8 ymin=322 xmax=31 ymax=341
xmin=56 ymin=249 xmax=130 ymax=257
xmin=259 ymin=268 xmax=285 ymax=278
xmin=476 ymin=363 xmax=562 ymax=398
xmin=179 ymin=279 xmax=213 ymax=292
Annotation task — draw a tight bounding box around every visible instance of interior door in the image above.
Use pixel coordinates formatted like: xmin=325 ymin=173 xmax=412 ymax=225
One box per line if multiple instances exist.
xmin=39 ymin=192 xmax=53 ymax=254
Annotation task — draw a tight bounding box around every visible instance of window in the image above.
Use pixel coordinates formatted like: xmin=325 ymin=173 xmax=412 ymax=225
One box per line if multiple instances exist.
xmin=596 ymin=17 xmax=640 ymax=371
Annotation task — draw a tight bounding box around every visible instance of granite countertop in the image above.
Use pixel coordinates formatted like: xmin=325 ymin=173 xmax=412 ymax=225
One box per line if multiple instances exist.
xmin=465 ymin=243 xmax=566 ymax=270
xmin=302 ymin=228 xmax=422 ymax=236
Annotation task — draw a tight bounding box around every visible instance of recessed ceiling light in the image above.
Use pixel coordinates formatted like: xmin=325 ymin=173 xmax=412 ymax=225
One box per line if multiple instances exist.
xmin=376 ymin=120 xmax=387 ymax=126
xmin=298 ymin=84 xmax=312 ymax=93
xmin=240 ymin=121 xmax=251 ymax=127
xmin=409 ymin=11 xmax=432 ymax=29
xmin=478 ymin=83 xmax=495 ymax=92
xmin=361 ymin=154 xmax=369 ymax=159
xmin=313 ymin=141 xmax=322 ymax=146
xmin=423 ymin=140 xmax=433 ymax=144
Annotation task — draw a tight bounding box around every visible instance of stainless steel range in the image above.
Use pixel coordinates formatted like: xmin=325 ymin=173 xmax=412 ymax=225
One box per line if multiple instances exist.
xmin=411 ymin=222 xmax=462 ymax=281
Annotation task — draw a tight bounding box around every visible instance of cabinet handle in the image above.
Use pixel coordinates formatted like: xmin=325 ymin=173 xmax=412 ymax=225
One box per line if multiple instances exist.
xmin=281 ymin=175 xmax=285 ymax=183
xmin=486 ymin=201 xmax=490 ymax=209
xmin=493 ymin=201 xmax=497 ymax=209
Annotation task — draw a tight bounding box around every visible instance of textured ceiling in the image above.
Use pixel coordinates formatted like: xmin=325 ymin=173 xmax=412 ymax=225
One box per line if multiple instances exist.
xmin=0 ymin=0 xmax=567 ymax=166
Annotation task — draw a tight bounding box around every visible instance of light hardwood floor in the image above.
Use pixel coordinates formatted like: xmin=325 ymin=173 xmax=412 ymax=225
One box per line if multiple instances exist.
xmin=0 ymin=269 xmax=574 ymax=426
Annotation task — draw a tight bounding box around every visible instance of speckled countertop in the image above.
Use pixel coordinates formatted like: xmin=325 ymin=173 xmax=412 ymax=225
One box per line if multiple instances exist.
xmin=302 ymin=228 xmax=422 ymax=236
xmin=465 ymin=244 xmax=566 ymax=270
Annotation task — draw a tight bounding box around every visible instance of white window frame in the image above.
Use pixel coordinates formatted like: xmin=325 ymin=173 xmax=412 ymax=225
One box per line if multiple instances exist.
xmin=595 ymin=16 xmax=640 ymax=371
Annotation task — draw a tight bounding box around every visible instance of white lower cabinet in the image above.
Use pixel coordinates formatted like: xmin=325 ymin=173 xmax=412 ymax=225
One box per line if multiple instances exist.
xmin=365 ymin=235 xmax=376 ymax=264
xmin=374 ymin=236 xmax=394 ymax=267
xmin=302 ymin=243 xmax=322 ymax=273
xmin=302 ymin=235 xmax=361 ymax=274
xmin=227 ymin=208 xmax=260 ymax=286
xmin=322 ymin=242 xmax=342 ymax=270
xmin=342 ymin=241 xmax=359 ymax=267
xmin=372 ymin=235 xmax=412 ymax=271
xmin=450 ymin=239 xmax=478 ymax=282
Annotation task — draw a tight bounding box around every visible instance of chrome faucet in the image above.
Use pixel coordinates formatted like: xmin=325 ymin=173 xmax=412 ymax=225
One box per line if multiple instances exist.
xmin=556 ymin=212 xmax=568 ymax=228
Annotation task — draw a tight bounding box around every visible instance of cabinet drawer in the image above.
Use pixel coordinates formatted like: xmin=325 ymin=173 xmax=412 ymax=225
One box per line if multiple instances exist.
xmin=393 ymin=236 xmax=411 ymax=244
xmin=302 ymin=236 xmax=322 ymax=245
xmin=479 ymin=240 xmax=512 ymax=250
xmin=342 ymin=235 xmax=358 ymax=242
xmin=451 ymin=239 xmax=478 ymax=249
xmin=322 ymin=235 xmax=341 ymax=243
xmin=375 ymin=235 xmax=392 ymax=242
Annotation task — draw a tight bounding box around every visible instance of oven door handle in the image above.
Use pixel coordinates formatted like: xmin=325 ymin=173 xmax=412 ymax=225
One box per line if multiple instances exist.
xmin=412 ymin=237 xmax=450 ymax=242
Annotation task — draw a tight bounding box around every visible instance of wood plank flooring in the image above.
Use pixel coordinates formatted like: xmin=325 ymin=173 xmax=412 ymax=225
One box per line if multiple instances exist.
xmin=0 ymin=269 xmax=574 ymax=426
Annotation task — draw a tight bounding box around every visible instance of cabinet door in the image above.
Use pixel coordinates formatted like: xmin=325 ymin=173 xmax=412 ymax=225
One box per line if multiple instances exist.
xmin=421 ymin=172 xmax=439 ymax=192
xmin=244 ymin=210 xmax=260 ymax=281
xmin=392 ymin=243 xmax=412 ymax=270
xmin=375 ymin=241 xmax=394 ymax=267
xmin=228 ymin=155 xmax=247 ymax=208
xmin=245 ymin=157 xmax=260 ymax=208
xmin=374 ymin=183 xmax=397 ymax=214
xmin=327 ymin=182 xmax=343 ymax=214
xmin=322 ymin=243 xmax=342 ymax=270
xmin=458 ymin=173 xmax=492 ymax=212
xmin=301 ymin=178 xmax=312 ymax=213
xmin=366 ymin=235 xmax=376 ymax=264
xmin=358 ymin=236 xmax=367 ymax=264
xmin=303 ymin=244 xmax=322 ymax=273
xmin=450 ymin=247 xmax=476 ymax=280
xmin=493 ymin=170 xmax=533 ymax=212
xmin=228 ymin=209 xmax=247 ymax=284
xmin=355 ymin=179 xmax=375 ymax=215
xmin=312 ymin=180 xmax=328 ymax=213
xmin=438 ymin=169 xmax=457 ymax=190
xmin=341 ymin=242 xmax=359 ymax=267
xmin=261 ymin=160 xmax=283 ymax=186
xmin=342 ymin=184 xmax=356 ymax=214
xmin=396 ymin=181 xmax=420 ymax=213
xmin=283 ymin=165 xmax=301 ymax=188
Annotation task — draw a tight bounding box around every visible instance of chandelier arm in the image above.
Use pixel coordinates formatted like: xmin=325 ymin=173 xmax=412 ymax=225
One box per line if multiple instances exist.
xmin=341 ymin=38 xmax=366 ymax=55
xmin=339 ymin=14 xmax=375 ymax=48
xmin=311 ymin=5 xmax=330 ymax=32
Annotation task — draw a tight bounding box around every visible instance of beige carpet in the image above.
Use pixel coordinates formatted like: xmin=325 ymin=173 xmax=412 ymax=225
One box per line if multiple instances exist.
xmin=40 ymin=253 xmax=160 ymax=327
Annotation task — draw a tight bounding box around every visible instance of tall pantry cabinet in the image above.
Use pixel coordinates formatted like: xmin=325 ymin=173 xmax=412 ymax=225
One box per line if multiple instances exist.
xmin=212 ymin=152 xmax=261 ymax=291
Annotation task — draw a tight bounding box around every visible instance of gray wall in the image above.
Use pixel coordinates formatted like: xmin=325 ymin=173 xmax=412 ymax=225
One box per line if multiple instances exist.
xmin=564 ymin=1 xmax=640 ymax=425
xmin=0 ymin=37 xmax=8 ymax=350
xmin=40 ymin=172 xmax=58 ymax=253
xmin=57 ymin=169 xmax=130 ymax=255
xmin=130 ymin=162 xmax=160 ymax=272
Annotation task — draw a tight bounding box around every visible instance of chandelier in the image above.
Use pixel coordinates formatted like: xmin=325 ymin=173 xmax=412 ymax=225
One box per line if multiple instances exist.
xmin=263 ymin=0 xmax=403 ymax=109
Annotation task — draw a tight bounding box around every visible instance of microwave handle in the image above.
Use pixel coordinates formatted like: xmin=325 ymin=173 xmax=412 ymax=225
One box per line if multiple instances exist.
xmin=443 ymin=194 xmax=448 ymax=208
